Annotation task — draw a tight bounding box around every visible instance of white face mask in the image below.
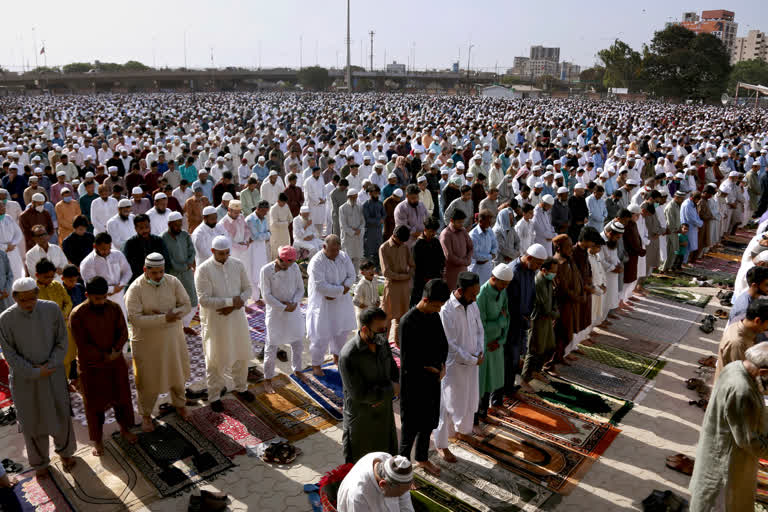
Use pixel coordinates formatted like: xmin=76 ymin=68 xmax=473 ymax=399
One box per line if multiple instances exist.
xmin=35 ymin=205 xmax=44 ymax=213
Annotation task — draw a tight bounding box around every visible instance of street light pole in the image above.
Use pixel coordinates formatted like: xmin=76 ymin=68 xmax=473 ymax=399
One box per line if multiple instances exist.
xmin=345 ymin=0 xmax=352 ymax=91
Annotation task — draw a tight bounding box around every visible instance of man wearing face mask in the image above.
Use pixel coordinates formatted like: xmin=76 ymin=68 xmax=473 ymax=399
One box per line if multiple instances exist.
xmin=338 ymin=306 xmax=400 ymax=464
xmin=689 ymin=340 xmax=768 ymax=512
xmin=125 ymin=252 xmax=191 ymax=432
xmin=69 ymin=276 xmax=136 ymax=456
xmin=434 ymin=271 xmax=484 ymax=463
xmin=19 ymin=193 xmax=54 ymax=253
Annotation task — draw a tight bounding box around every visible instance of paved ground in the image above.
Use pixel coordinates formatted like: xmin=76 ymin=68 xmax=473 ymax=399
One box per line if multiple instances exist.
xmin=0 ymin=286 xmax=720 ymax=511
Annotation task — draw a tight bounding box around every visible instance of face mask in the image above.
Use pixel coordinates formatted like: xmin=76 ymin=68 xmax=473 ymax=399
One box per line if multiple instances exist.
xmin=63 ymin=197 xmax=72 ymax=203
xmin=373 ymin=332 xmax=388 ymax=346
xmin=146 ymin=276 xmax=165 ymax=287
xmin=544 ymin=272 xmax=556 ymax=281
xmin=35 ymin=205 xmax=44 ymax=213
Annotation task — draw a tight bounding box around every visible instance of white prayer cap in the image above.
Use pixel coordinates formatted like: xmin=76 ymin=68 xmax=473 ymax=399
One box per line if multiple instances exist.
xmin=628 ymin=204 xmax=641 ymax=214
xmin=377 ymin=155 xmax=387 ymax=162
xmin=542 ymin=171 xmax=553 ymax=178
xmin=417 ymin=175 xmax=427 ymax=183
xmin=211 ymin=236 xmax=231 ymax=251
xmin=440 ymin=168 xmax=449 ymax=175
xmin=346 ymin=188 xmax=359 ymax=197
xmin=534 ymin=182 xmax=543 ymax=188
xmin=28 ymin=176 xmax=38 ymax=182
xmin=56 ymin=170 xmax=66 ymax=177
xmin=216 ymin=156 xmax=225 ymax=162
xmin=118 ymin=198 xmax=132 ymax=208
xmin=60 ymin=188 xmax=71 ymax=195
xmin=168 ymin=211 xmax=183 ymax=223
xmin=456 ymin=162 xmax=465 ymax=170
xmin=574 ymin=183 xmax=586 ymax=190
xmin=108 ymin=166 xmax=118 ymax=172
xmin=144 ymin=252 xmax=165 ymax=268
xmin=269 ymin=170 xmax=279 ymax=177
xmin=228 ymin=199 xmax=242 ymax=210
xmin=555 ymin=173 xmax=564 ymax=180
xmin=72 ymin=179 xmax=80 ymax=186
xmin=492 ymin=263 xmax=515 ymax=282
xmin=466 ymin=172 xmax=474 ymax=178
xmin=198 ymin=169 xmax=208 ymax=175
xmin=532 ymin=165 xmax=542 ymax=172
xmin=203 ymin=206 xmax=217 ymax=216
xmin=31 ymin=193 xmax=45 ymax=202
xmin=12 ymin=277 xmax=37 ymax=293
xmin=718 ymin=182 xmax=729 ymax=193
xmin=85 ymin=172 xmax=95 ymax=178
xmin=728 ymin=171 xmax=740 ymax=177
xmin=675 ymin=172 xmax=685 ymax=179
xmin=222 ymin=192 xmax=234 ymax=201
xmin=756 ymin=251 xmax=768 ymax=263
xmin=132 ymin=187 xmax=144 ymax=195
xmin=600 ymin=171 xmax=610 ymax=178
xmin=393 ymin=189 xmax=404 ymax=198
xmin=542 ymin=194 xmax=555 ymax=205
xmin=526 ymin=243 xmax=548 ymax=260
xmin=557 ymin=186 xmax=568 ymax=195
xmin=473 ymin=154 xmax=482 ymax=160
xmin=34 ymin=167 xmax=42 ymax=174
xmin=300 ymin=205 xmax=311 ymax=214
xmin=388 ymin=173 xmax=397 ymax=179
xmin=258 ymin=156 xmax=266 ymax=162
xmin=626 ymin=178 xmax=640 ymax=186
xmin=382 ymin=455 xmax=413 ymax=484
xmin=154 ymin=192 xmax=167 ymax=201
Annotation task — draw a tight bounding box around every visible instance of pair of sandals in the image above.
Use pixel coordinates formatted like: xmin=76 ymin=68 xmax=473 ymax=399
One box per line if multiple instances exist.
xmin=713 ymin=309 xmax=729 ymax=320
xmin=0 ymin=408 xmax=15 ymax=426
xmin=1 ymin=458 xmax=22 ymax=473
xmin=686 ymin=378 xmax=710 ymax=408
xmin=261 ymin=442 xmax=299 ymax=464
xmin=642 ymin=489 xmax=688 ymax=512
xmin=698 ymin=355 xmax=717 ymax=368
xmin=665 ymin=453 xmax=694 ymax=476
xmin=699 ymin=315 xmax=717 ymax=334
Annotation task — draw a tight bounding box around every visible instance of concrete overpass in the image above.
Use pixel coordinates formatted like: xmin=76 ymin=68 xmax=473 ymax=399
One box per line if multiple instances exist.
xmin=0 ymin=68 xmax=497 ymax=94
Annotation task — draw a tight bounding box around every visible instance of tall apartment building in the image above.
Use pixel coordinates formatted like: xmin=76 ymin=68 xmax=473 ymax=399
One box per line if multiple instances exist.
xmin=678 ymin=10 xmax=738 ymax=51
xmin=732 ymin=30 xmax=768 ymax=64
xmin=529 ymin=45 xmax=560 ymax=62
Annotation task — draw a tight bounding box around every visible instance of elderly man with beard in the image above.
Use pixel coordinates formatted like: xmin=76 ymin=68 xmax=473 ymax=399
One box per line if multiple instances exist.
xmin=532 ymin=194 xmax=556 ymax=257
xmin=69 ymin=276 xmax=137 ymax=456
xmin=106 ymin=198 xmax=136 ymax=251
xmin=192 ymin=206 xmax=222 ymax=267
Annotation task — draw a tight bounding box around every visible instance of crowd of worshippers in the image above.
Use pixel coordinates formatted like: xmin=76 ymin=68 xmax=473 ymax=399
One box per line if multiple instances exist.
xmin=0 ymin=93 xmax=766 ymax=504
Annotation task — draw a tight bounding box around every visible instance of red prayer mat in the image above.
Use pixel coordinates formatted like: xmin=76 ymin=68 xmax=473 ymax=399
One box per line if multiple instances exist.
xmin=0 ymin=359 xmax=13 ymax=410
xmin=188 ymin=397 xmax=277 ymax=458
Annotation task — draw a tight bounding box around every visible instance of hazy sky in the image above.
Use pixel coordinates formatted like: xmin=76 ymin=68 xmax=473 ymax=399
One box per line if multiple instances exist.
xmin=2 ymin=0 xmax=766 ymax=73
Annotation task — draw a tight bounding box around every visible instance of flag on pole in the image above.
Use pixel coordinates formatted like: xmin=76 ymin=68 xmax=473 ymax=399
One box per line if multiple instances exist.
xmin=40 ymin=45 xmax=45 ymax=55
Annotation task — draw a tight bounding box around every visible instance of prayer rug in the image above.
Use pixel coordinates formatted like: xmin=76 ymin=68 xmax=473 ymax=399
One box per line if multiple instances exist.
xmin=245 ymin=374 xmax=337 ymax=442
xmin=756 ymin=459 xmax=768 ymax=504
xmin=111 ymin=411 xmax=234 ymax=498
xmin=578 ymin=343 xmax=666 ymax=379
xmin=556 ymin=356 xmax=648 ymax=401
xmin=289 ymin=363 xmax=344 ymax=421
xmin=188 ymin=398 xmax=277 ymax=458
xmin=492 ymin=395 xmax=621 ymax=458
xmin=413 ymin=445 xmax=553 ymax=511
xmin=0 ymin=469 xmax=74 ymax=511
xmin=644 ymin=286 xmax=711 ymax=308
xmin=524 ymin=377 xmax=634 ymax=425
xmin=695 ymin=256 xmax=741 ymax=274
xmin=411 ymin=475 xmax=481 ymax=512
xmin=245 ymin=303 xmax=307 ymax=350
xmin=455 ymin=422 xmax=594 ymax=495
xmin=51 ymin=443 xmax=158 ymax=511
xmin=707 ymin=251 xmax=742 ymax=262
xmin=0 ymin=358 xmax=12 ymax=410
xmin=605 ymin=295 xmax=702 ymax=345
xmin=588 ymin=332 xmax=668 ymax=359
xmin=676 ymin=267 xmax=735 ymax=286
xmin=645 ymin=274 xmax=696 ymax=288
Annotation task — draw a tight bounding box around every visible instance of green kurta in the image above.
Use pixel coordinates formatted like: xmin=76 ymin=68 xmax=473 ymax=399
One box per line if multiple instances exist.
xmin=689 ymin=361 xmax=768 ymax=512
xmin=162 ymin=231 xmax=198 ymax=307
xmin=338 ymin=333 xmax=399 ymax=464
xmin=528 ymin=273 xmax=559 ymax=354
xmin=477 ymin=281 xmax=509 ymax=396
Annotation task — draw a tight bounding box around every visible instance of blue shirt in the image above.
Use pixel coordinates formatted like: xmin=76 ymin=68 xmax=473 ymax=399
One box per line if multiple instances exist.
xmin=469 ymin=225 xmax=498 ymax=263
xmin=251 ymin=164 xmax=269 ymax=182
xmin=586 ymin=195 xmax=607 ymax=230
xmin=193 ymin=179 xmax=214 ymax=203
xmin=506 ymin=257 xmax=536 ymax=321
xmin=727 ymin=291 xmax=752 ymax=327
xmin=246 ymin=213 xmax=271 ymax=241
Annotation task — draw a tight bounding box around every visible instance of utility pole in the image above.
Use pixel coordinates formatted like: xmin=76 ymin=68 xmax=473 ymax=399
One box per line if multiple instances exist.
xmin=32 ymin=27 xmax=38 ymax=70
xmin=299 ymin=35 xmax=303 ymax=70
xmin=345 ymin=0 xmax=351 ymax=91
xmin=467 ymin=43 xmax=474 ymax=79
xmin=369 ymin=30 xmax=374 ymax=72
xmin=183 ymin=30 xmax=188 ymax=69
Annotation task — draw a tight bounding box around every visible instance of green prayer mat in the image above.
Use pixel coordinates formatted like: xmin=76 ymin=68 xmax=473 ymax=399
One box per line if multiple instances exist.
xmin=676 ymin=267 xmax=735 ymax=286
xmin=645 ymin=285 xmax=711 ymax=308
xmin=645 ymin=274 xmax=696 ymax=288
xmin=579 ymin=343 xmax=666 ymax=379
xmin=526 ymin=377 xmax=634 ymax=425
xmin=411 ymin=476 xmax=481 ymax=512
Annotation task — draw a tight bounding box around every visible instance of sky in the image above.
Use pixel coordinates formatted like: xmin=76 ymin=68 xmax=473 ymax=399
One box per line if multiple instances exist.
xmin=2 ymin=0 xmax=766 ymax=74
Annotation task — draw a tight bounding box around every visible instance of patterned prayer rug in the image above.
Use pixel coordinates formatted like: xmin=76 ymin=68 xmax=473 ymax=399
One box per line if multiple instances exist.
xmin=456 ymin=422 xmax=594 ymax=495
xmin=524 ymin=377 xmax=634 ymax=425
xmin=707 ymin=251 xmax=743 ymax=262
xmin=492 ymin=395 xmax=621 ymax=459
xmin=188 ymin=398 xmax=277 ymax=458
xmin=578 ymin=343 xmax=666 ymax=379
xmin=605 ymin=295 xmax=703 ymax=345
xmin=411 ymin=475 xmax=481 ymax=512
xmin=695 ymin=256 xmax=741 ymax=274
xmin=289 ymin=363 xmax=344 ymax=421
xmin=245 ymin=374 xmax=337 ymax=441
xmin=555 ymin=356 xmax=648 ymax=401
xmin=51 ymin=443 xmax=158 ymax=511
xmin=644 ymin=286 xmax=710 ymax=308
xmin=0 ymin=469 xmax=74 ymax=511
xmin=676 ymin=267 xmax=735 ymax=285
xmin=0 ymin=358 xmax=12 ymax=410
xmin=756 ymin=459 xmax=768 ymax=505
xmin=414 ymin=445 xmax=553 ymax=510
xmin=111 ymin=411 xmax=234 ymax=498
xmin=588 ymin=332 xmax=668 ymax=359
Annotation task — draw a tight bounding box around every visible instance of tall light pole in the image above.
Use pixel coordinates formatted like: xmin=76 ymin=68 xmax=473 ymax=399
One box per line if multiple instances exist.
xmin=345 ymin=0 xmax=352 ymax=91
xmin=369 ymin=30 xmax=374 ymax=72
xmin=467 ymin=43 xmax=474 ymax=78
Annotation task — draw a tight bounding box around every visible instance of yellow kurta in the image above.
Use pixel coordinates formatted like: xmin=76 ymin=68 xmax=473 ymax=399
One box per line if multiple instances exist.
xmin=125 ymin=275 xmax=191 ymax=397
xmin=37 ymin=281 xmax=76 ymax=369
xmin=269 ymin=203 xmax=292 ymax=259
xmin=54 ymin=201 xmax=82 ymax=245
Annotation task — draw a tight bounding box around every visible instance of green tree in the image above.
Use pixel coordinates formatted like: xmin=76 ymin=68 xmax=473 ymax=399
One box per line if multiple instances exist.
xmin=728 ymin=59 xmax=768 ymax=94
xmin=579 ymin=66 xmax=606 ymax=91
xmin=62 ymin=62 xmax=92 ymax=73
xmin=642 ymin=25 xmax=731 ymax=100
xmin=597 ymin=40 xmax=643 ymax=91
xmin=122 ymin=60 xmax=151 ymax=71
xmin=31 ymin=66 xmax=60 ymax=74
xmin=297 ymin=66 xmax=332 ymax=90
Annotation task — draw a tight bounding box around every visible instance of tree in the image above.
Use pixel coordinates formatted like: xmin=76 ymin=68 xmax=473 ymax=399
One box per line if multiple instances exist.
xmin=297 ymin=66 xmax=332 ymax=90
xmin=31 ymin=66 xmax=60 ymax=74
xmin=642 ymin=25 xmax=731 ymax=100
xmin=579 ymin=66 xmax=606 ymax=91
xmin=728 ymin=59 xmax=768 ymax=93
xmin=597 ymin=40 xmax=643 ymax=91
xmin=122 ymin=60 xmax=151 ymax=71
xmin=62 ymin=62 xmax=92 ymax=73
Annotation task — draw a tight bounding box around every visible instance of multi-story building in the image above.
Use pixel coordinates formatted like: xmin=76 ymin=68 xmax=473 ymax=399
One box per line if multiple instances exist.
xmin=559 ymin=61 xmax=581 ymax=81
xmin=732 ymin=30 xmax=768 ymax=64
xmin=386 ymin=61 xmax=406 ymax=74
xmin=677 ymin=9 xmax=738 ymax=52
xmin=529 ymin=46 xmax=560 ymax=62
xmin=525 ymin=59 xmax=559 ymax=78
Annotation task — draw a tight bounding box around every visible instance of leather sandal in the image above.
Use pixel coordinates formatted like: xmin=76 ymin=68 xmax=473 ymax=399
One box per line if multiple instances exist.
xmin=665 ymin=454 xmax=694 ymax=476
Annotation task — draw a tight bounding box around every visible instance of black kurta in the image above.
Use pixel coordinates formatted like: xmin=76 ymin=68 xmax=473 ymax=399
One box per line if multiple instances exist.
xmin=338 ymin=333 xmax=400 ymax=464
xmin=122 ymin=234 xmax=170 ymax=284
xmin=398 ymin=307 xmax=449 ymax=431
xmin=410 ymin=237 xmax=446 ymax=306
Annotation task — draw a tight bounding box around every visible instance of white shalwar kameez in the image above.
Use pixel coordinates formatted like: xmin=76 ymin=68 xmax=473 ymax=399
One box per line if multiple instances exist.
xmin=90 ymin=196 xmax=119 ymax=234
xmin=589 ymin=250 xmax=607 ymax=327
xmin=306 ymin=250 xmax=357 ymax=366
xmin=106 ymin=214 xmax=136 ymax=251
xmin=303 ymin=175 xmax=327 ymax=234
xmin=79 ymin=249 xmax=131 ymax=318
xmin=195 ymin=256 xmax=253 ymax=400
xmin=217 ymin=215 xmax=255 ymax=282
xmin=0 ymin=216 xmax=24 ymax=281
xmin=191 ymin=223 xmax=222 ymax=267
xmin=434 ymin=293 xmax=484 ymax=449
xmin=147 ymin=207 xmax=171 ymax=237
xmin=292 ymin=216 xmax=323 ymax=257
xmin=260 ymin=261 xmax=305 ymax=379
xmin=600 ymin=235 xmax=621 ymax=312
